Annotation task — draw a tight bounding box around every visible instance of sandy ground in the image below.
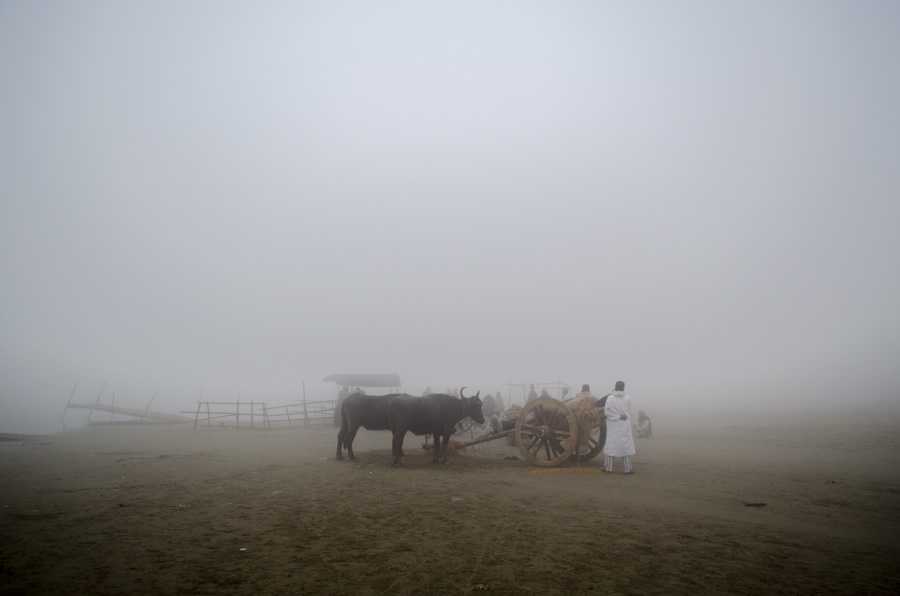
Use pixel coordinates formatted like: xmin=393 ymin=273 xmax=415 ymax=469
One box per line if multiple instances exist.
xmin=1 ymin=409 xmax=899 ymax=595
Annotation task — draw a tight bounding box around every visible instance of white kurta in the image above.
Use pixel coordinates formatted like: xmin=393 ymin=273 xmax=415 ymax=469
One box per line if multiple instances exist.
xmin=603 ymin=392 xmax=636 ymax=457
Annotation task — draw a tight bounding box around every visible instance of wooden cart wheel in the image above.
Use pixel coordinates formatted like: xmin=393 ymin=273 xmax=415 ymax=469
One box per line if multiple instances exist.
xmin=570 ymin=415 xmax=607 ymax=462
xmin=515 ymin=398 xmax=578 ymax=467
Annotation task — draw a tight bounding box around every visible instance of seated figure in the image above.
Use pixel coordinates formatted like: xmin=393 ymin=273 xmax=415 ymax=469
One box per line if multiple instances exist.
xmin=634 ymin=410 xmax=652 ymax=438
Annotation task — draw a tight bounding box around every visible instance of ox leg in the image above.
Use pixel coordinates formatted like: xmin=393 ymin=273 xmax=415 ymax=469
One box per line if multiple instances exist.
xmin=336 ymin=428 xmax=346 ymax=460
xmin=346 ymin=426 xmax=359 ymax=461
xmin=392 ymin=431 xmax=406 ymax=467
xmin=440 ymin=433 xmax=451 ymax=464
xmin=432 ymin=433 xmax=442 ymax=464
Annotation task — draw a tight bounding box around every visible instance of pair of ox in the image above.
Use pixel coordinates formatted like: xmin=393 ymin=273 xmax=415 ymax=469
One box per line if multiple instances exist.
xmin=336 ymin=389 xmax=484 ymax=466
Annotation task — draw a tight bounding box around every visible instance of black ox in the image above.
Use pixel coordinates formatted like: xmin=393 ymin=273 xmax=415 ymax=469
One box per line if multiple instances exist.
xmin=388 ymin=388 xmax=484 ymax=466
xmin=336 ymin=392 xmax=408 ymax=461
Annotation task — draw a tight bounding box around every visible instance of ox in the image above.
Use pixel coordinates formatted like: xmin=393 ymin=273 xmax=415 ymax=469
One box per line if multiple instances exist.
xmin=336 ymin=393 xmax=407 ymax=461
xmin=388 ymin=387 xmax=484 ymax=466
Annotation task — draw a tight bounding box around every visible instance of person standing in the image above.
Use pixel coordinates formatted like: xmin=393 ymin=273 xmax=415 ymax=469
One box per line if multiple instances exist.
xmin=333 ymin=386 xmax=350 ymax=428
xmin=603 ymin=381 xmax=635 ymax=473
xmin=570 ymin=384 xmax=599 ymax=457
xmin=526 ymin=385 xmax=538 ymax=403
xmin=482 ymin=391 xmax=496 ymax=419
xmin=494 ymin=391 xmax=505 ymax=413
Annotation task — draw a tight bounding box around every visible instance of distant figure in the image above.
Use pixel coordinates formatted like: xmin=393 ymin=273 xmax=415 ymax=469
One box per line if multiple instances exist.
xmin=494 ymin=391 xmax=505 ymax=413
xmin=574 ymin=384 xmax=593 ymax=400
xmin=421 ymin=387 xmax=432 ymax=397
xmin=539 ymin=388 xmax=551 ymax=399
xmin=526 ymin=384 xmax=538 ymax=404
xmin=333 ymin=385 xmax=350 ymax=428
xmin=561 ymin=387 xmax=569 ymax=400
xmin=634 ymin=410 xmax=652 ymax=438
xmin=482 ymin=391 xmax=496 ymax=419
xmin=577 ymin=383 xmax=611 ymax=409
xmin=452 ymin=387 xmax=460 ymax=399
xmin=603 ymin=381 xmax=636 ymax=474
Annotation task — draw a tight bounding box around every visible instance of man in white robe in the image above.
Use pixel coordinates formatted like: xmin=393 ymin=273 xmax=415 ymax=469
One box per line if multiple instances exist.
xmin=603 ymin=381 xmax=636 ymax=473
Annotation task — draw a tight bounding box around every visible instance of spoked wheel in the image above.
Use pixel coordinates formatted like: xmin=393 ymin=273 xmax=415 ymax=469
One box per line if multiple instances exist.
xmin=515 ymin=398 xmax=578 ymax=467
xmin=570 ymin=416 xmax=607 ymax=463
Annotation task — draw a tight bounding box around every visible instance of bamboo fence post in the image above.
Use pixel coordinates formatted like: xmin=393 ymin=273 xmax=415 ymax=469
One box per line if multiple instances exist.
xmin=303 ymin=382 xmax=309 ymax=426
xmin=89 ymin=380 xmax=106 ymax=422
xmin=61 ymin=382 xmax=78 ymax=431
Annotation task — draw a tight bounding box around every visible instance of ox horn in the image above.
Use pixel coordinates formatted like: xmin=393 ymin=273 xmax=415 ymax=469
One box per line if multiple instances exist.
xmin=459 ymin=387 xmax=467 ymax=399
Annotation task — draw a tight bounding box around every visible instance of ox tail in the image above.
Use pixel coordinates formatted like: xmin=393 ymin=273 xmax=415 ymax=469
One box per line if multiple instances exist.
xmin=387 ymin=399 xmax=399 ymax=435
xmin=339 ymin=404 xmax=350 ymax=451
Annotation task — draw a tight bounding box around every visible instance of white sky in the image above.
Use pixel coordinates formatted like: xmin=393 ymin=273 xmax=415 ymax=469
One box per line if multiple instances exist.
xmin=2 ymin=1 xmax=899 ymax=433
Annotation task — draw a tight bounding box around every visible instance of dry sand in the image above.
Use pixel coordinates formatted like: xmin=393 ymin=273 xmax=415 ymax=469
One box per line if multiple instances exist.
xmin=2 ymin=408 xmax=899 ymax=595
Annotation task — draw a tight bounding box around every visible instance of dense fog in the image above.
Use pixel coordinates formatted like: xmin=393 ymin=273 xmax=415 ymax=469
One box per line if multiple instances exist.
xmin=2 ymin=1 xmax=899 ymax=434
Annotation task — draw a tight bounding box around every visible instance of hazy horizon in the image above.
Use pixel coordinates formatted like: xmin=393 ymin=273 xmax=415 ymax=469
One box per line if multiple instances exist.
xmin=3 ymin=1 xmax=899 ymax=434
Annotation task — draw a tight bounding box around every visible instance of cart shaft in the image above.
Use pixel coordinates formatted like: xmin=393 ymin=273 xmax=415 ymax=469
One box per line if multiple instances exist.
xmin=452 ymin=429 xmax=513 ymax=449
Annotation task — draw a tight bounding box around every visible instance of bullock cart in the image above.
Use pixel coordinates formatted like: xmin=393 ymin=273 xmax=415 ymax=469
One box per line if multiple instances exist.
xmin=454 ymin=396 xmax=607 ymax=467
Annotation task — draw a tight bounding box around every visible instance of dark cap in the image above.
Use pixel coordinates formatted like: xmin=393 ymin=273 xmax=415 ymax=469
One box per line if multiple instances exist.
xmin=582 ymin=384 xmax=590 ymax=392
xmin=614 ymin=381 xmax=625 ymax=391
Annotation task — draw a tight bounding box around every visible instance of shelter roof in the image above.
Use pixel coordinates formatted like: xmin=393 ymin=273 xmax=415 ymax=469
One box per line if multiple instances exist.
xmin=322 ymin=373 xmax=402 ymax=388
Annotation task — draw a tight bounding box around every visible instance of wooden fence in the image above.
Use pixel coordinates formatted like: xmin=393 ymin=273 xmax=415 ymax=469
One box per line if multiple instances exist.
xmin=261 ymin=400 xmax=336 ymax=429
xmin=188 ymin=399 xmax=337 ymax=430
